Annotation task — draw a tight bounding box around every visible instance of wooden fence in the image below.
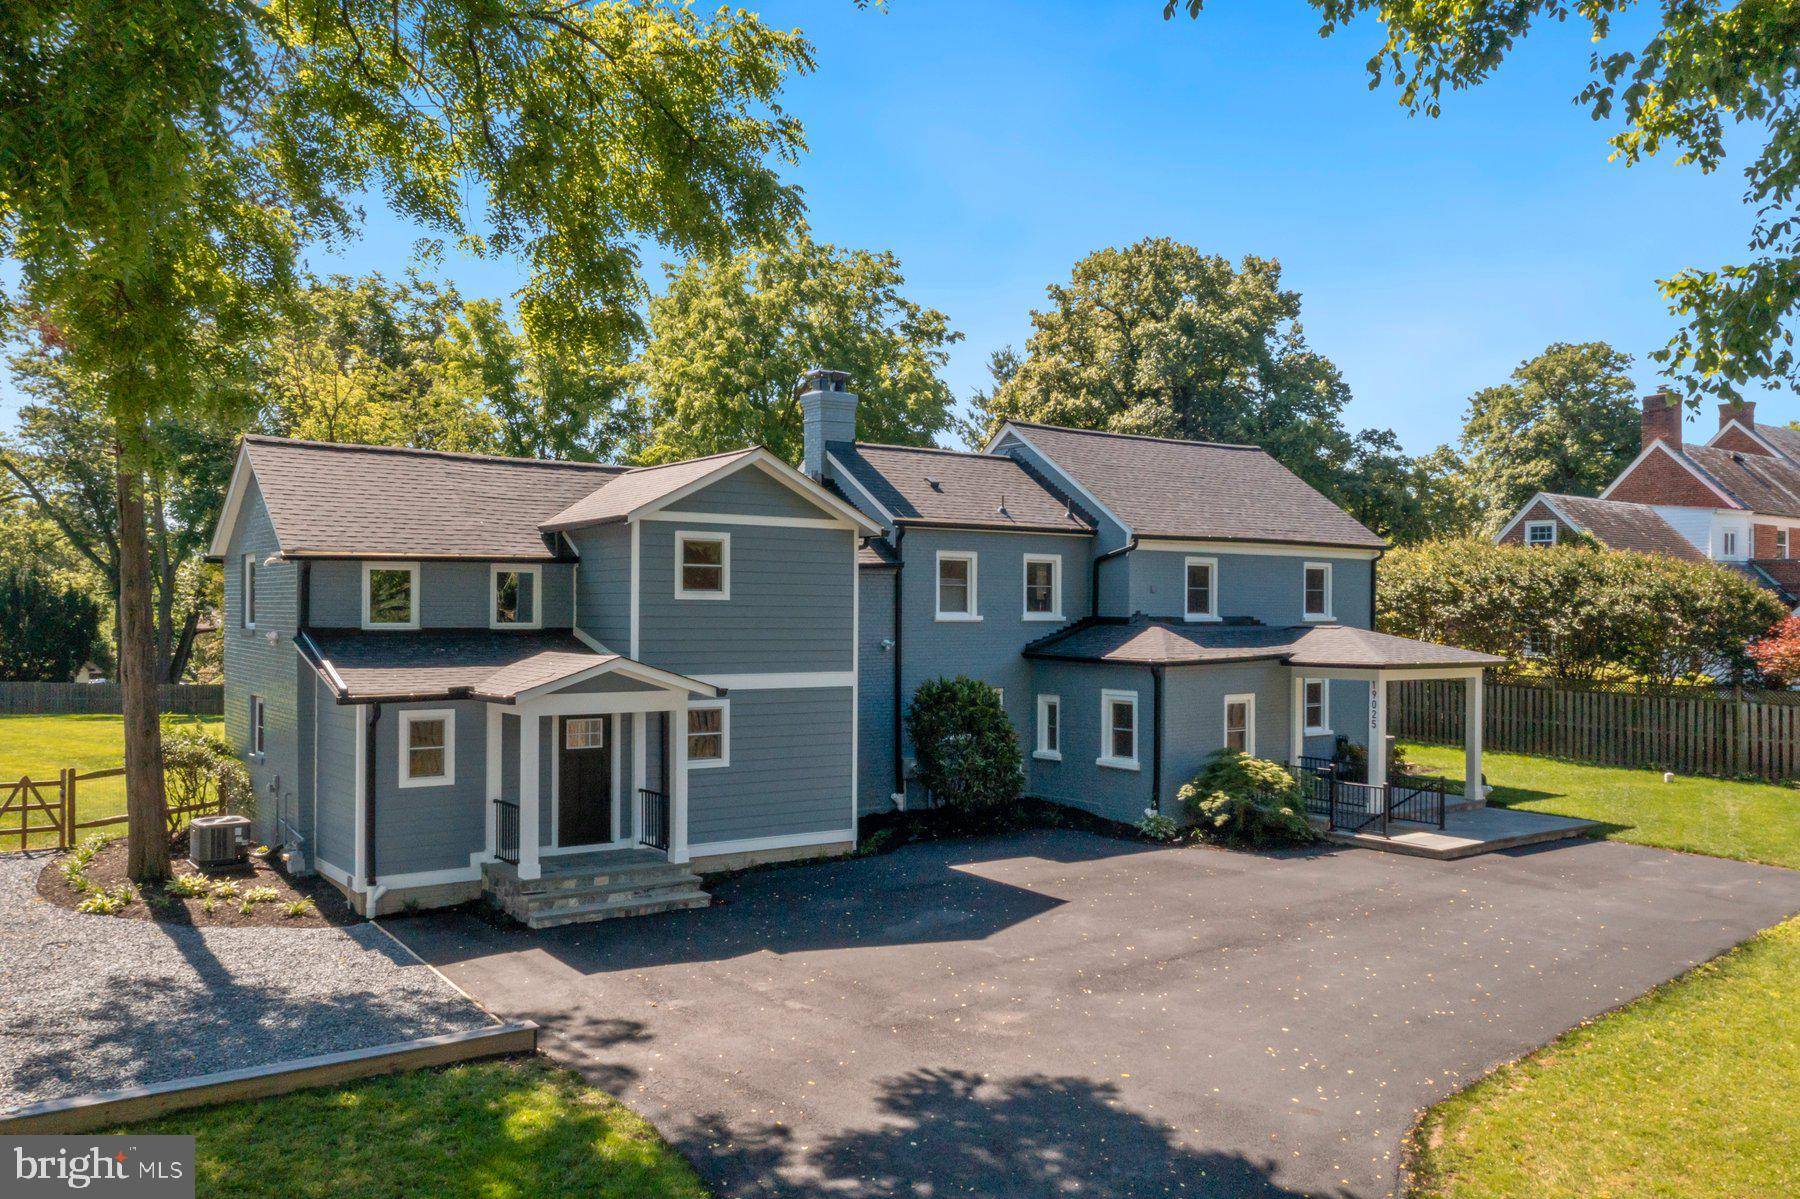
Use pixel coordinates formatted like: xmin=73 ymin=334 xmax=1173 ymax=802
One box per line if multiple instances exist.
xmin=1391 ymin=678 xmax=1800 ymax=781
xmin=0 ymin=767 xmax=222 ymax=852
xmin=0 ymin=682 xmax=223 ymax=717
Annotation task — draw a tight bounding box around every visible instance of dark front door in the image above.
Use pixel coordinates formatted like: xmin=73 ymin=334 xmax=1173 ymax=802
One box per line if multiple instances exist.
xmin=558 ymin=715 xmax=613 ymax=846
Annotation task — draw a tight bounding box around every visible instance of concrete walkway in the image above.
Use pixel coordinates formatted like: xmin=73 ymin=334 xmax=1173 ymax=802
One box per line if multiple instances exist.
xmin=388 ymin=829 xmax=1800 ymax=1199
xmin=1324 ymin=805 xmax=1599 ymax=859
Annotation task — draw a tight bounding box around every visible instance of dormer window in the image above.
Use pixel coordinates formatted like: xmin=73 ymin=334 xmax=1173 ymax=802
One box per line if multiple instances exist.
xmin=491 ymin=565 xmax=542 ymax=628
xmin=363 ymin=563 xmax=420 ymax=629
xmin=675 ymin=532 xmax=730 ymax=599
xmin=1525 ymin=521 xmax=1557 ymax=547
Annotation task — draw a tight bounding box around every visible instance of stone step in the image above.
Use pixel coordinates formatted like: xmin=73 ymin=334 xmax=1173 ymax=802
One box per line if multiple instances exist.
xmin=497 ymin=861 xmax=696 ymax=897
xmin=521 ymin=877 xmax=707 ymax=917
xmin=523 ymin=888 xmax=713 ymax=929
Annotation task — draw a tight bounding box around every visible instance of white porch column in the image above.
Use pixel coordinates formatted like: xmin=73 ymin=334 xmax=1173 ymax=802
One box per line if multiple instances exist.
xmin=1367 ymin=673 xmax=1388 ymax=807
xmin=1289 ymin=674 xmax=1305 ymax=766
xmin=484 ymin=707 xmax=501 ymax=860
xmin=519 ymin=710 xmax=542 ymax=880
xmin=669 ymin=699 xmax=690 ymax=864
xmin=1464 ymin=673 xmax=1485 ymax=806
xmin=632 ymin=713 xmax=646 ymax=838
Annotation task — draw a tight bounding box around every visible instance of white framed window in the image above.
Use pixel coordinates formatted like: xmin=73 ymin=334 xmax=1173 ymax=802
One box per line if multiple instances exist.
xmin=686 ymin=700 xmax=729 ymax=768
xmin=1303 ymin=679 xmax=1330 ymax=735
xmin=1224 ymin=693 xmax=1256 ymax=756
xmin=490 ymin=564 xmax=542 ymax=629
xmin=1780 ymin=529 xmax=1791 ymax=559
xmin=675 ymin=532 xmax=730 ymax=599
xmin=1302 ymin=562 xmax=1333 ymax=621
xmin=1035 ymin=694 xmax=1061 ymax=761
xmin=249 ymin=695 xmax=265 ymax=757
xmin=362 ymin=562 xmax=420 ymax=630
xmin=935 ymin=551 xmax=980 ymax=621
xmin=1022 ymin=554 xmax=1063 ymax=620
xmin=564 ymin=717 xmax=606 ymax=750
xmin=398 ymin=709 xmax=455 ymax=788
xmin=1524 ymin=521 xmax=1557 ymax=547
xmin=241 ymin=554 xmax=258 ymax=630
xmin=1097 ymin=689 xmax=1139 ymax=771
xmin=1722 ymin=530 xmax=1740 ymax=558
xmin=1184 ymin=556 xmax=1219 ymax=621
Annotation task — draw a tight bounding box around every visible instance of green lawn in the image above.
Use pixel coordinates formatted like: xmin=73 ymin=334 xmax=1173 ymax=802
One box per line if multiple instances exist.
xmin=1403 ymin=743 xmax=1800 ymax=870
xmin=1410 ymin=917 xmax=1800 ymax=1199
xmin=0 ymin=713 xmax=223 ymax=849
xmin=116 ymin=1057 xmax=707 ymax=1199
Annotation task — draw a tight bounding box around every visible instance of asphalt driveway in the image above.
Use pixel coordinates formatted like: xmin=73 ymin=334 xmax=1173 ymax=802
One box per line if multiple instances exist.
xmin=389 ymin=830 xmax=1800 ymax=1198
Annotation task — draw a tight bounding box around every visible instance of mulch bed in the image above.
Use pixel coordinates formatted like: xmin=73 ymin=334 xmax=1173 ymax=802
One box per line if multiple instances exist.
xmin=36 ymin=835 xmax=359 ymax=928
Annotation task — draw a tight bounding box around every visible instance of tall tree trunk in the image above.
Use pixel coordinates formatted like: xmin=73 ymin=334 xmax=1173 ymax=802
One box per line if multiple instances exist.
xmin=115 ymin=431 xmax=169 ymax=882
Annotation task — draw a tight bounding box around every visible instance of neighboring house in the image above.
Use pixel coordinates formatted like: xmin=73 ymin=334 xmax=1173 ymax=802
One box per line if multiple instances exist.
xmin=210 ymin=371 xmax=1497 ymax=922
xmin=1496 ymin=393 xmax=1800 ymax=606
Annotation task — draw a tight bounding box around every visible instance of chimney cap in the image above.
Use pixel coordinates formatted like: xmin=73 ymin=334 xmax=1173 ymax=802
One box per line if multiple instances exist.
xmin=797 ymin=367 xmax=852 ymax=396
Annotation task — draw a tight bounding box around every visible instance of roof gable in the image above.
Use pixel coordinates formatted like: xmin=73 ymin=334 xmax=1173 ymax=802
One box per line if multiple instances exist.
xmin=1497 ymin=492 xmax=1707 ymax=562
xmin=829 ymin=443 xmax=1094 ymax=534
xmin=540 ymin=447 xmax=880 ymax=534
xmin=1599 ymin=440 xmax=1742 ymax=510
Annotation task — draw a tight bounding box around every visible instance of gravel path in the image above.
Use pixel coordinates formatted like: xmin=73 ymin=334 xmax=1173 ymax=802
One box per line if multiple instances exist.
xmin=0 ymin=853 xmax=494 ymax=1111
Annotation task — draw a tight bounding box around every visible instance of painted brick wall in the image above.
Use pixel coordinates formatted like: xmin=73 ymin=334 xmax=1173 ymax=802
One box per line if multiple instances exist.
xmin=1605 ymin=449 xmax=1727 ymax=508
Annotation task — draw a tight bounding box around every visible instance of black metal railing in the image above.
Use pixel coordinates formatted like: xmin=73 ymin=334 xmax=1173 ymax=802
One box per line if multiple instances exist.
xmin=638 ymin=787 xmax=670 ymax=852
xmin=1387 ymin=776 xmax=1448 ymax=829
xmin=1289 ymin=762 xmax=1450 ymax=837
xmin=494 ymin=798 xmax=520 ymax=865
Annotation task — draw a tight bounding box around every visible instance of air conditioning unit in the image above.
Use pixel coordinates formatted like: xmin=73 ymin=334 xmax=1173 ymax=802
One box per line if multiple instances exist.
xmin=189 ymin=814 xmax=252 ymax=871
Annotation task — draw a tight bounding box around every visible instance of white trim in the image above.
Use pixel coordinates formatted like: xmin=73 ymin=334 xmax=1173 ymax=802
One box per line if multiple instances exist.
xmin=619 ymin=449 xmax=882 ymax=534
xmin=1136 ymin=538 xmax=1382 ymax=561
xmin=1224 ymin=692 xmax=1256 ymax=756
xmin=207 ymin=446 xmax=255 ymax=558
xmin=1302 ymin=678 xmax=1330 ymax=736
xmin=643 ymin=510 xmax=853 ymax=530
xmin=1022 ymin=553 xmax=1064 ymax=621
xmin=629 ymin=519 xmax=641 ymax=658
xmin=1302 ymin=562 xmax=1334 ymax=621
xmin=519 ymin=709 xmax=541 ymax=879
xmin=514 ymin=692 xmax=695 ymax=717
xmin=367 ymin=864 xmax=483 ymax=890
xmin=249 ymin=695 xmax=266 ymax=757
xmin=1296 ymin=664 xmax=1486 ymax=683
xmin=693 ymin=671 xmax=853 ymax=691
xmin=571 ymin=627 xmax=612 ymax=655
xmin=984 ymin=425 xmax=1132 ymax=535
xmin=1707 ymin=417 xmax=1785 ymax=457
xmin=685 ymin=698 xmax=730 ymax=769
xmin=1598 ymin=439 xmax=1741 ymax=508
xmin=1035 ymin=693 xmax=1062 ymax=761
xmin=670 ymin=692 xmax=690 ymax=864
xmin=489 ymin=563 xmax=543 ymax=629
xmin=508 ymin=657 xmax=719 ymax=703
xmin=241 ymin=553 xmax=258 ymax=630
xmin=825 ymin=451 xmax=900 ymax=527
xmin=398 ymin=709 xmax=456 ymax=788
xmin=1097 ymin=688 xmax=1140 ymax=771
xmin=935 ymin=550 xmax=981 ymax=621
xmin=316 ymin=859 xmax=357 ymax=892
xmin=1182 ymin=556 xmax=1219 ymax=622
xmin=688 ymin=828 xmax=856 ymax=857
xmin=484 ymin=706 xmax=502 ymax=863
xmin=1722 ymin=528 xmax=1741 ymax=559
xmin=1493 ymin=494 xmax=1564 ymax=543
xmin=361 ymin=561 xmax=421 ymax=630
xmin=674 ymin=529 xmax=732 ymax=600
xmin=1523 ymin=520 xmax=1558 ymax=547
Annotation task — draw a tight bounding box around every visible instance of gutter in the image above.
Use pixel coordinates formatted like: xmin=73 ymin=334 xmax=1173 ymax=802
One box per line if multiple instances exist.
xmin=364 ymin=705 xmax=381 ymax=892
xmin=891 ymin=526 xmax=907 ymax=803
xmin=890 ymin=518 xmax=1094 ymax=536
xmin=1369 ymin=549 xmax=1383 ymax=629
xmin=1150 ymin=665 xmax=1164 ymax=814
xmin=1091 ymin=537 xmax=1138 ymax=618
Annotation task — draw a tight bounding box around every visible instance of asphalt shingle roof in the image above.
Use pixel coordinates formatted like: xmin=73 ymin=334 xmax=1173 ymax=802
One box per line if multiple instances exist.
xmin=539 ymin=449 xmax=760 ymax=532
xmin=1000 ymin=422 xmax=1387 ymax=548
xmin=832 ymin=444 xmax=1094 ymax=534
xmin=1023 ymin=616 xmax=1502 ymax=669
xmin=1539 ymin=494 xmax=1706 ymax=562
xmin=1683 ymin=445 xmax=1800 ymax=518
xmin=301 ymin=630 xmax=711 ymax=701
xmin=242 ymin=436 xmax=624 ymax=560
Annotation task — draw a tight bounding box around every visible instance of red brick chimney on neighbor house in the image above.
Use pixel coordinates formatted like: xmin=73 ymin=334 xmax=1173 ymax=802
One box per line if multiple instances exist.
xmin=1718 ymin=398 xmax=1757 ymax=431
xmin=1641 ymin=388 xmax=1683 ymax=451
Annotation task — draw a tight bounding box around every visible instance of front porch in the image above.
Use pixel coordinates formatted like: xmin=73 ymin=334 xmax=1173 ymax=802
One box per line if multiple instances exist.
xmin=482 ymin=845 xmax=710 ymax=929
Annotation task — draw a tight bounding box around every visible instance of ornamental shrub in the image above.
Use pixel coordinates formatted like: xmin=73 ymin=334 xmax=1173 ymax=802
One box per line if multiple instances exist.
xmin=906 ymin=676 xmax=1022 ymax=811
xmin=1178 ymin=749 xmax=1315 ymax=848
xmin=162 ymin=731 xmax=255 ymax=822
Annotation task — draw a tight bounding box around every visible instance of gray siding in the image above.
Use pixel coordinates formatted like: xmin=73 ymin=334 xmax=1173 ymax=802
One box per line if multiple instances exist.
xmin=674 ymin=466 xmax=830 ymax=520
xmin=1158 ymin=662 xmax=1293 ymax=813
xmin=309 ymin=560 xmax=575 ymax=629
xmin=858 ymin=568 xmax=898 ymax=813
xmin=688 ymin=687 xmax=855 ymax=846
xmin=220 ymin=475 xmax=305 ymax=846
xmin=636 ymin=521 xmax=855 ymax=676
xmin=1124 ymin=550 xmax=1374 ymax=628
xmin=372 ymin=700 xmax=488 ymax=877
xmin=313 ymin=677 xmax=358 ymax=873
xmin=1021 ymin=660 xmax=1156 ymax=825
xmin=570 ymin=523 xmax=632 ymax=652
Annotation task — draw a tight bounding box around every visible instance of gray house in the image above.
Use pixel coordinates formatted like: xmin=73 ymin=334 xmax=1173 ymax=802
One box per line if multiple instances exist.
xmin=209 ymin=371 xmax=1494 ymax=924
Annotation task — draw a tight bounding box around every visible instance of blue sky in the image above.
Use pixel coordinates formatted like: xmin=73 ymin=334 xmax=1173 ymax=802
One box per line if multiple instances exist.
xmin=4 ymin=0 xmax=1776 ymax=451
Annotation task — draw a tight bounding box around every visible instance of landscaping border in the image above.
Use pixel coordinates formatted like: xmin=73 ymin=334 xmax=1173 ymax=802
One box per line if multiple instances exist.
xmin=0 ymin=1022 xmax=537 ymax=1134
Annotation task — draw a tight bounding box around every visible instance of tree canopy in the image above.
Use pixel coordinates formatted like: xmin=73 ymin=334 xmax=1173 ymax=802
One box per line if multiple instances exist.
xmin=0 ymin=567 xmax=106 ymax=682
xmin=633 ymin=226 xmax=960 ymax=464
xmin=1168 ymin=0 xmax=1800 ymax=404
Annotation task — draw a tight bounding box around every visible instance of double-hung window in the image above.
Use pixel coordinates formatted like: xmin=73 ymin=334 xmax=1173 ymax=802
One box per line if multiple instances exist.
xmin=1224 ymin=694 xmax=1255 ymax=756
xmin=491 ymin=564 xmax=542 ymax=628
xmin=675 ymin=532 xmax=730 ymax=599
xmin=241 ymin=554 xmax=258 ymax=630
xmin=1302 ymin=680 xmax=1329 ymax=735
xmin=1098 ymin=690 xmax=1138 ymax=770
xmin=1022 ymin=554 xmax=1062 ymax=620
xmin=1035 ymin=694 xmax=1061 ymax=761
xmin=936 ymin=552 xmax=979 ymax=621
xmin=363 ymin=562 xmax=420 ymax=629
xmin=686 ymin=701 xmax=729 ymax=768
xmin=1780 ymin=529 xmax=1792 ymax=559
xmin=1524 ymin=521 xmax=1557 ymax=547
xmin=399 ymin=710 xmax=455 ymax=787
xmin=1184 ymin=557 xmax=1218 ymax=621
xmin=1722 ymin=530 xmax=1740 ymax=558
xmin=1302 ymin=562 xmax=1333 ymax=621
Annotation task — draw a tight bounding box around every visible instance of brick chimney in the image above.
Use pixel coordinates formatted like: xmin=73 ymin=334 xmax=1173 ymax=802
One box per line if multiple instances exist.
xmin=1641 ymin=389 xmax=1682 ymax=452
xmin=1718 ymin=398 xmax=1757 ymax=431
xmin=798 ymin=367 xmax=857 ymax=479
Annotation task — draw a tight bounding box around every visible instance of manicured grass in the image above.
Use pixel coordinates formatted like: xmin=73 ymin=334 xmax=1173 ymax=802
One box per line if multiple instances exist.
xmin=117 ymin=1057 xmax=708 ymax=1199
xmin=1410 ymin=917 xmax=1800 ymax=1199
xmin=1403 ymin=743 xmax=1800 ymax=870
xmin=0 ymin=714 xmax=223 ymax=848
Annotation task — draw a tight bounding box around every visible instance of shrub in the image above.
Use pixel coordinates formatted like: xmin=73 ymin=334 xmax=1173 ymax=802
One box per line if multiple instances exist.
xmin=1136 ymin=809 xmax=1182 ymax=842
xmin=905 ymin=676 xmax=1022 ymax=811
xmin=1178 ymin=750 xmax=1315 ymax=848
xmin=162 ymin=731 xmax=255 ymax=823
xmin=1334 ymin=737 xmax=1408 ymax=784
